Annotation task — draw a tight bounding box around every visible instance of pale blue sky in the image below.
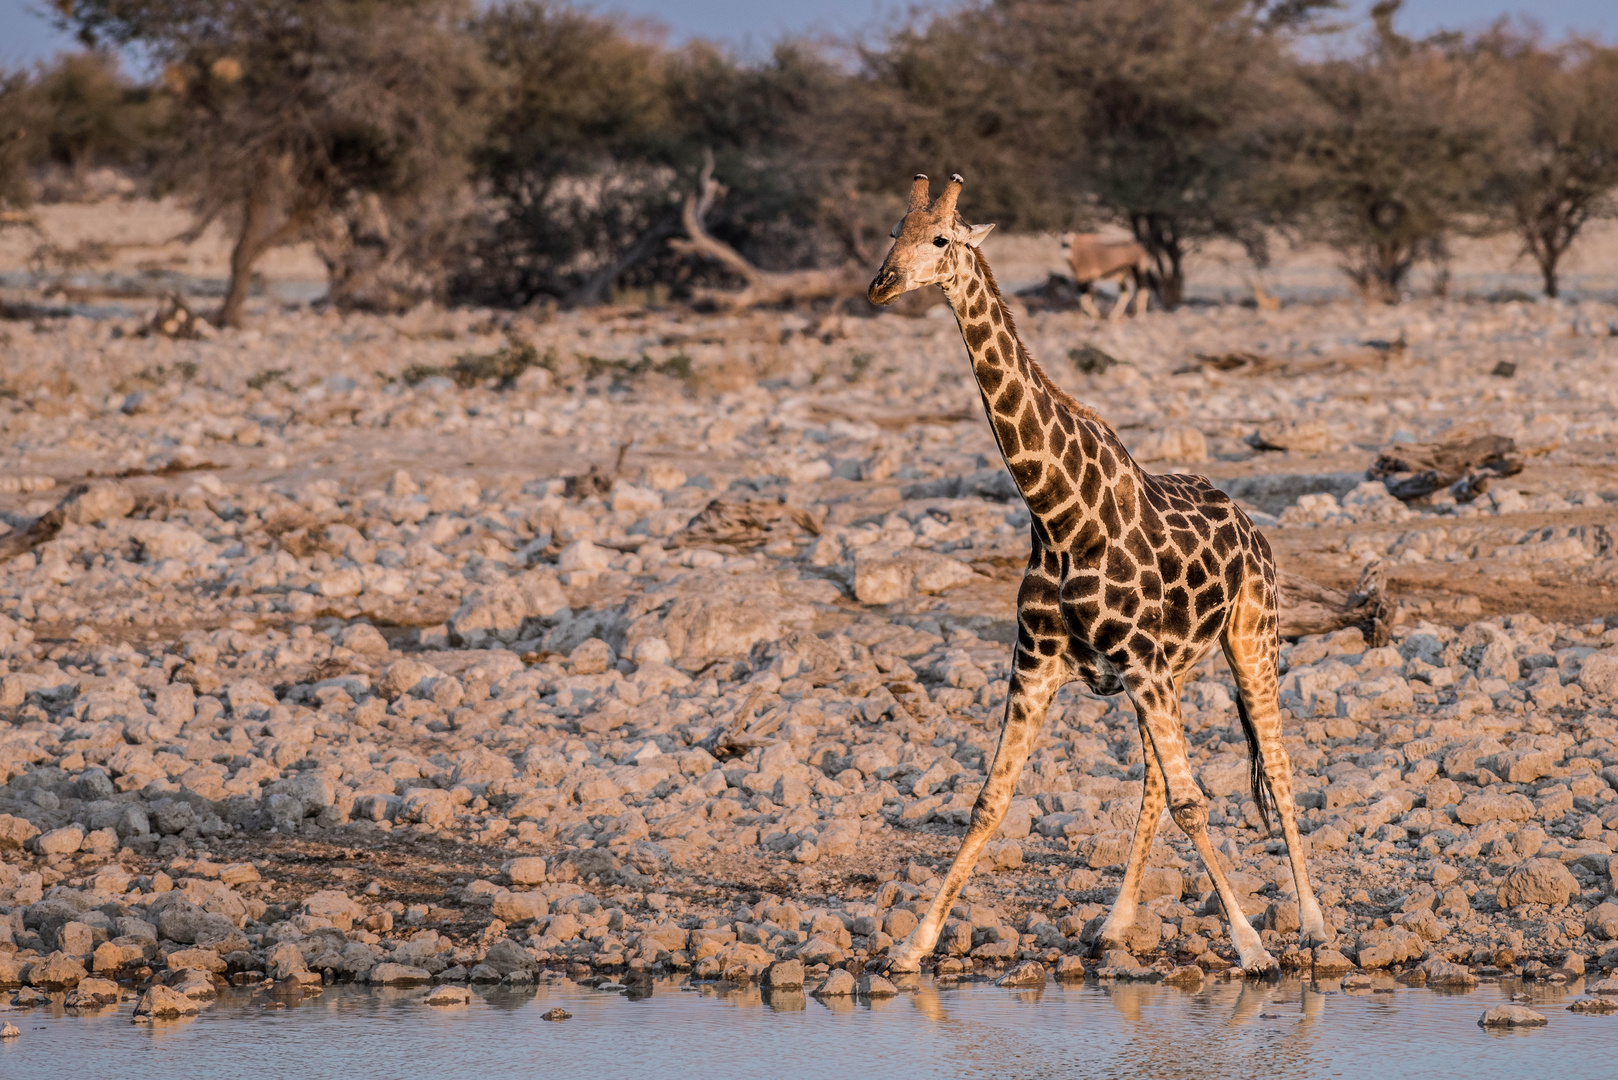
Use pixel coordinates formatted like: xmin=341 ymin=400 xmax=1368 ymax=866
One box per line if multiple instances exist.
xmin=2 ymin=0 xmax=1612 ymax=69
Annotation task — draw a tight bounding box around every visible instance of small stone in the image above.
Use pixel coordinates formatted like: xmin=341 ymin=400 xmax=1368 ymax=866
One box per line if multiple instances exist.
xmin=763 ymin=959 xmax=805 ymax=990
xmin=1341 ymin=973 xmax=1373 ymax=990
xmin=369 ymin=963 xmax=432 ymax=986
xmin=166 ymin=948 xmax=227 ymax=974
xmin=502 ymin=857 xmax=547 ymax=886
xmin=336 ymin=623 xmax=390 ymax=657
xmin=541 ymin=1007 xmax=571 ymax=1021
xmin=218 ymin=862 xmax=261 ymax=886
xmin=69 ymin=977 xmax=121 ymax=1004
xmin=63 ymin=480 xmax=135 ymax=525
xmin=995 ymin=960 xmax=1047 ymax=989
xmin=1053 ymin=955 xmax=1087 ymax=982
xmin=1497 ymin=859 xmax=1578 ymax=909
xmin=1312 ymin=949 xmax=1354 ymax=974
xmin=1131 ymin=425 xmax=1208 ymax=463
xmin=1421 ymin=958 xmax=1479 ymax=987
xmin=1163 ymin=963 xmax=1205 ymax=986
xmin=569 ymin=638 xmax=615 ymax=674
xmin=0 ymin=1023 xmax=17 ymax=1038
xmin=814 ymin=969 xmax=856 ymax=997
xmin=28 ymin=952 xmax=87 ymax=989
xmin=34 ymin=826 xmax=85 ymax=856
xmin=983 ymin=839 xmax=1023 ymax=871
xmin=853 ymin=544 xmax=975 ymax=604
xmin=133 ymin=984 xmax=201 ymax=1019
xmin=423 ymin=985 xmax=471 ymax=1006
xmin=1279 ymin=948 xmax=1313 ymax=971
xmin=1479 ymin=1004 xmax=1547 ymax=1027
xmin=858 ymin=974 xmax=898 ymax=998
xmin=1569 ymin=997 xmax=1618 ymax=1014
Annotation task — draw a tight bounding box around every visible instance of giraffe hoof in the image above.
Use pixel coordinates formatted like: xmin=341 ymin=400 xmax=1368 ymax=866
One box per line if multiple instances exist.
xmin=1089 ymin=936 xmax=1125 ymax=960
xmin=1241 ymin=951 xmax=1279 ymax=977
xmin=878 ymin=950 xmax=923 ymax=975
xmin=1089 ymin=922 xmax=1132 ymax=959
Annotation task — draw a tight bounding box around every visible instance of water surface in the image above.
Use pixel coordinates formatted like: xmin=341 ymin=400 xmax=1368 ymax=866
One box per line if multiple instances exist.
xmin=0 ymin=976 xmax=1607 ymax=1080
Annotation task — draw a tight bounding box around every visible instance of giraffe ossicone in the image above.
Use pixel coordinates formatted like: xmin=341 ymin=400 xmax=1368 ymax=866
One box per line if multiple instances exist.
xmin=865 ymin=172 xmax=1325 ymax=976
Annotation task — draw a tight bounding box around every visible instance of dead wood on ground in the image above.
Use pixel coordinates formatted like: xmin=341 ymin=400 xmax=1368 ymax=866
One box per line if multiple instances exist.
xmin=671 ymin=497 xmax=824 ymax=550
xmin=1368 ymin=429 xmax=1523 ymax=502
xmin=1278 ymin=560 xmax=1392 ymax=646
xmin=0 ymin=489 xmax=75 ymax=564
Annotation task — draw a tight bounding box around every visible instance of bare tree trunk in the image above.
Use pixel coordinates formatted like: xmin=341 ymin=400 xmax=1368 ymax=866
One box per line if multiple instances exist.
xmin=1131 ymin=212 xmax=1185 ymax=310
xmin=218 ymin=188 xmax=269 ymax=329
xmin=669 ymin=151 xmax=865 ymax=310
xmin=1532 ymin=218 xmax=1564 ymax=300
xmin=1540 ymin=254 xmax=1560 ymax=299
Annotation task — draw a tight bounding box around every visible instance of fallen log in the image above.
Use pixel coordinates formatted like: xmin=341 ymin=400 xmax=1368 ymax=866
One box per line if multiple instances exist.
xmin=670 ymin=496 xmax=823 ymax=550
xmin=698 ymin=685 xmax=781 ymax=760
xmin=1368 ymin=429 xmax=1523 ymax=502
xmin=0 ymin=490 xmax=74 ymax=564
xmin=1278 ymin=561 xmax=1392 ymax=646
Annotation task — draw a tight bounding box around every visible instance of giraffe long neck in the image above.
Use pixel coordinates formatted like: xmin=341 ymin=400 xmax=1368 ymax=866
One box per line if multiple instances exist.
xmin=943 ymin=249 xmax=1117 ymax=541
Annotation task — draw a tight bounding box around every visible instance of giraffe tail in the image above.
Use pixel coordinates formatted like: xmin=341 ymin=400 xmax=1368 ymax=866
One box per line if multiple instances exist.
xmin=1234 ymin=693 xmax=1275 ymax=832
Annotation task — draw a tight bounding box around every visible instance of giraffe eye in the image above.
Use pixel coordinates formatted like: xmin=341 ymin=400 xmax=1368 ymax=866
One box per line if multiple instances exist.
xmin=932 ymin=236 xmax=949 ymax=248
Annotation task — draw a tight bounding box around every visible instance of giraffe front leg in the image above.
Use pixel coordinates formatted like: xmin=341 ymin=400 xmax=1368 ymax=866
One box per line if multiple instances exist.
xmin=883 ymin=646 xmax=1064 ymax=972
xmin=1093 ymin=716 xmax=1165 ymax=955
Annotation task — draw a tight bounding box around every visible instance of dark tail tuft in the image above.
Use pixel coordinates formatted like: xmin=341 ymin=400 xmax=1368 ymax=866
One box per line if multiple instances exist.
xmin=1235 ymin=694 xmax=1275 ymax=834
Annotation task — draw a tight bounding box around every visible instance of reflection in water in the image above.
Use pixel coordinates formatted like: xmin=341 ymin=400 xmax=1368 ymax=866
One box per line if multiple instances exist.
xmin=0 ymin=976 xmax=1608 ymax=1080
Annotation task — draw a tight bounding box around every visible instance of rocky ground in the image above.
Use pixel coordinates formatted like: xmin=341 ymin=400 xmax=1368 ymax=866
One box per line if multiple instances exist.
xmin=0 ymin=233 xmax=1615 ymax=1019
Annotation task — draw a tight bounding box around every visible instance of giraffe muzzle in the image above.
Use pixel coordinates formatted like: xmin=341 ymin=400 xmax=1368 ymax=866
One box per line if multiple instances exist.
xmin=868 ymin=268 xmax=901 ymax=305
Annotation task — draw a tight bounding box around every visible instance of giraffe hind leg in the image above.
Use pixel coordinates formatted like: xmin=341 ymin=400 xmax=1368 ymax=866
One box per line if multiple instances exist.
xmin=1130 ymin=665 xmax=1276 ymax=974
xmin=1223 ymin=621 xmax=1327 ymax=945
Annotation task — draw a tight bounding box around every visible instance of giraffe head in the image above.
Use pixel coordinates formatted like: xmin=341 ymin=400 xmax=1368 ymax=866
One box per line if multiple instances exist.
xmin=868 ymin=173 xmax=996 ymax=305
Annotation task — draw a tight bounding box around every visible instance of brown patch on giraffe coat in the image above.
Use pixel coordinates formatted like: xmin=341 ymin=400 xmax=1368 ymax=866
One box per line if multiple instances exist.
xmin=996 ymin=380 xmax=1024 ymax=415
xmin=1009 ymin=456 xmax=1043 ymax=489
xmin=1016 ymin=406 xmax=1043 ymax=451
xmin=1098 ymin=490 xmax=1122 ymax=535
xmin=994 ymin=415 xmax=1021 ymax=454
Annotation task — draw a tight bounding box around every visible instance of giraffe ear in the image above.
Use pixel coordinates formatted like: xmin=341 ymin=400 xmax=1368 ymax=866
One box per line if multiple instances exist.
xmin=964 ymin=223 xmax=996 ymax=248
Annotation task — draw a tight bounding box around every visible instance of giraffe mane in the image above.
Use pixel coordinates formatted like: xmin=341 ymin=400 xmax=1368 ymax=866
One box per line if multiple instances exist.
xmin=970 ymin=246 xmax=1103 ymax=426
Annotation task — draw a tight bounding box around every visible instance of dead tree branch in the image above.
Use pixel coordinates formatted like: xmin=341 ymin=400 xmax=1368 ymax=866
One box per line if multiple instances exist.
xmin=0 ymin=490 xmax=74 ymax=564
xmin=668 ymin=151 xmax=865 ymax=309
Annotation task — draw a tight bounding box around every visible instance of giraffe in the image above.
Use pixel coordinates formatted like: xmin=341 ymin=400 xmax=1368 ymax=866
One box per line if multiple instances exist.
xmin=866 ymin=174 xmax=1325 ymax=975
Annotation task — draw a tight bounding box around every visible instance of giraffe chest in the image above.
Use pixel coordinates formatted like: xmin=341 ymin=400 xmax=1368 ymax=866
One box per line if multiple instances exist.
xmin=1053 ymin=513 xmax=1243 ymax=667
